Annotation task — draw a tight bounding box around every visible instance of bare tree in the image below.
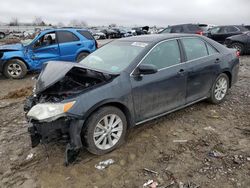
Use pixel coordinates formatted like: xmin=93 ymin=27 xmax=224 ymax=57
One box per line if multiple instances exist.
xmin=33 ymin=17 xmax=46 ymax=26
xmin=9 ymin=18 xmax=19 ymax=26
xmin=69 ymin=19 xmax=87 ymax=27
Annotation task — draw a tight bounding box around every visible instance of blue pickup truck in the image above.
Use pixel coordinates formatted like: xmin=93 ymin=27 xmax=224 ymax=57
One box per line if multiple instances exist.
xmin=0 ymin=28 xmax=97 ymax=79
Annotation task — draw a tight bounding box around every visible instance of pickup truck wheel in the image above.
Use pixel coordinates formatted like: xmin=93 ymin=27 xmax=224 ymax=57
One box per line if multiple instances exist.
xmin=3 ymin=59 xmax=28 ymax=79
xmin=208 ymin=73 xmax=229 ymax=104
xmin=76 ymin=52 xmax=89 ymax=63
xmin=83 ymin=106 xmax=127 ymax=155
xmin=230 ymin=42 xmax=244 ymax=55
xmin=0 ymin=32 xmax=5 ymax=39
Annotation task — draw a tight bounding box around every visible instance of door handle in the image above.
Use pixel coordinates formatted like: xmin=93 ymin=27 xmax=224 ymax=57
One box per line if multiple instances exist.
xmin=215 ymin=58 xmax=220 ymax=63
xmin=177 ymin=69 xmax=185 ymax=75
xmin=77 ymin=43 xmax=82 ymax=46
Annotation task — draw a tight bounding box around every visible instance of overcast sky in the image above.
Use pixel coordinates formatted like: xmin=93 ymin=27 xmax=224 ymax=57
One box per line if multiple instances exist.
xmin=1 ymin=0 xmax=250 ymax=26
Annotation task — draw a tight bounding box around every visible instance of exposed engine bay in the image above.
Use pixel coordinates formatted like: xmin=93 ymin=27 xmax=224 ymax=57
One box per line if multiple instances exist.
xmin=24 ymin=66 xmax=114 ymax=112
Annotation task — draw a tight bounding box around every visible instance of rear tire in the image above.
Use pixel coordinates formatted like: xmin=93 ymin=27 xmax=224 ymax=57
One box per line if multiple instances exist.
xmin=208 ymin=73 xmax=229 ymax=104
xmin=230 ymin=42 xmax=244 ymax=55
xmin=76 ymin=52 xmax=89 ymax=63
xmin=3 ymin=59 xmax=28 ymax=79
xmin=83 ymin=106 xmax=127 ymax=155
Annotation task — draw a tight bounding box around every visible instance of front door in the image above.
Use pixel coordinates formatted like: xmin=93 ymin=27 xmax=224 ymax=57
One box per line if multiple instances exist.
xmin=131 ymin=39 xmax=187 ymax=122
xmin=30 ymin=32 xmax=60 ymax=69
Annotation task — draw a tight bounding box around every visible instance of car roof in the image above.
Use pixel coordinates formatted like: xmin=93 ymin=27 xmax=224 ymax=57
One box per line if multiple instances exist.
xmin=40 ymin=28 xmax=88 ymax=34
xmin=117 ymin=33 xmax=200 ymax=43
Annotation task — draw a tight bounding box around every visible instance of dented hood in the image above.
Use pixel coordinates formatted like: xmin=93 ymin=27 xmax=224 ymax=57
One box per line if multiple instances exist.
xmin=0 ymin=43 xmax=23 ymax=51
xmin=35 ymin=61 xmax=118 ymax=94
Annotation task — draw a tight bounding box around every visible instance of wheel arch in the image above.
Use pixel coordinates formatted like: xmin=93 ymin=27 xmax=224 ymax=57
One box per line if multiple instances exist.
xmin=221 ymin=71 xmax=232 ymax=88
xmin=83 ymin=101 xmax=134 ymax=130
xmin=75 ymin=50 xmax=90 ymax=61
xmin=5 ymin=57 xmax=30 ymax=70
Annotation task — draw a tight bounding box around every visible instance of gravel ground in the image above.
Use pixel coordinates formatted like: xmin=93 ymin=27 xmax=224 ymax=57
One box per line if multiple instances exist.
xmin=0 ymin=56 xmax=249 ymax=188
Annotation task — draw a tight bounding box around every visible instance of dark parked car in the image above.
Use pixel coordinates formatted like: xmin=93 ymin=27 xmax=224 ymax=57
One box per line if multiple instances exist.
xmin=244 ymin=25 xmax=250 ymax=30
xmin=25 ymin=34 xmax=239 ymax=164
xmin=161 ymin=24 xmax=204 ymax=35
xmin=100 ymin=29 xmax=119 ymax=39
xmin=206 ymin=25 xmax=249 ymax=44
xmin=225 ymin=32 xmax=250 ymax=54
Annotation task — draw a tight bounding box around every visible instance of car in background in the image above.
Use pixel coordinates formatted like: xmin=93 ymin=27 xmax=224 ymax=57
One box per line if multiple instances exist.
xmin=25 ymin=34 xmax=239 ymax=164
xmin=243 ymin=25 xmax=250 ymax=30
xmin=100 ymin=29 xmax=119 ymax=39
xmin=225 ymin=31 xmax=250 ymax=55
xmin=198 ymin=24 xmax=216 ymax=32
xmin=0 ymin=28 xmax=97 ymax=79
xmin=90 ymin=29 xmax=106 ymax=40
xmin=0 ymin=29 xmax=10 ymax=39
xmin=206 ymin=25 xmax=249 ymax=44
xmin=161 ymin=24 xmax=204 ymax=35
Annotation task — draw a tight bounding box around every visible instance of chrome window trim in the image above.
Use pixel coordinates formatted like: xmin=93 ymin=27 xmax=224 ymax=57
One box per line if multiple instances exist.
xmin=130 ymin=36 xmax=219 ymax=76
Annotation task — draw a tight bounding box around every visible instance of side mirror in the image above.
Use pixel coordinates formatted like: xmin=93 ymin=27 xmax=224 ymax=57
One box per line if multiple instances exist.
xmin=137 ymin=64 xmax=158 ymax=75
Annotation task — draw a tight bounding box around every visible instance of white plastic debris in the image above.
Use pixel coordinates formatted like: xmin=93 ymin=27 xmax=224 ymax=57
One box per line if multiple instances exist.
xmin=143 ymin=180 xmax=154 ymax=187
xmin=204 ymin=126 xmax=215 ymax=131
xmin=173 ymin=140 xmax=188 ymax=143
xmin=95 ymin=159 xmax=115 ymax=170
xmin=26 ymin=153 xmax=34 ymax=160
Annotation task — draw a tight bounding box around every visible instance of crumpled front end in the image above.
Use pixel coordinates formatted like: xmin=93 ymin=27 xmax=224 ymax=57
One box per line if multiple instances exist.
xmin=24 ymin=61 xmax=116 ymax=164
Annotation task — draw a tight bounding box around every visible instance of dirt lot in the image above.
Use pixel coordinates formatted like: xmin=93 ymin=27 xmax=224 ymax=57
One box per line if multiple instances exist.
xmin=0 ymin=56 xmax=249 ymax=188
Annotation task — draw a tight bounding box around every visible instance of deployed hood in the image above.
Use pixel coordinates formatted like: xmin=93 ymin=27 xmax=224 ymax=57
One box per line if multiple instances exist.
xmin=35 ymin=61 xmax=117 ymax=94
xmin=0 ymin=43 xmax=23 ymax=52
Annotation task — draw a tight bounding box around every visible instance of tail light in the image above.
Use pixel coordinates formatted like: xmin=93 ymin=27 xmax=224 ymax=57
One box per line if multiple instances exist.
xmin=236 ymin=51 xmax=240 ymax=57
xmin=196 ymin=30 xmax=203 ymax=35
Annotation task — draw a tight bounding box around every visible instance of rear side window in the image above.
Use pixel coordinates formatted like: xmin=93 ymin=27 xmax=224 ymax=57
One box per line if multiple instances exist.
xmin=141 ymin=40 xmax=181 ymax=69
xmin=182 ymin=38 xmax=208 ymax=61
xmin=187 ymin=25 xmax=200 ymax=31
xmin=206 ymin=43 xmax=218 ymax=55
xmin=171 ymin=26 xmax=183 ymax=33
xmin=57 ymin=31 xmax=79 ymax=43
xmin=77 ymin=30 xmax=95 ymax=40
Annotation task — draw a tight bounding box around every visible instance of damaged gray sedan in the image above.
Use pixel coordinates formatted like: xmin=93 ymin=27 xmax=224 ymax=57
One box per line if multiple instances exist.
xmin=25 ymin=34 xmax=239 ymax=164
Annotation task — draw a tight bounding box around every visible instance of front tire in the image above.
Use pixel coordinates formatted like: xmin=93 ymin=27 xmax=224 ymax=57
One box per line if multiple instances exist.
xmin=3 ymin=59 xmax=28 ymax=79
xmin=83 ymin=106 xmax=127 ymax=155
xmin=208 ymin=73 xmax=229 ymax=104
xmin=0 ymin=32 xmax=5 ymax=39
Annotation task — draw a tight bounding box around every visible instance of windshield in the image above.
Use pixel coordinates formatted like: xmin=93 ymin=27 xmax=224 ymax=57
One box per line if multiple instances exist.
xmin=80 ymin=41 xmax=147 ymax=73
xmin=161 ymin=28 xmax=171 ymax=33
xmin=20 ymin=32 xmax=40 ymax=46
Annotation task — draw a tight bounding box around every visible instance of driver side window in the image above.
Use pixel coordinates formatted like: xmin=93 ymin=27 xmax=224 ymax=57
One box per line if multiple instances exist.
xmin=141 ymin=40 xmax=181 ymax=70
xmin=33 ymin=32 xmax=56 ymax=48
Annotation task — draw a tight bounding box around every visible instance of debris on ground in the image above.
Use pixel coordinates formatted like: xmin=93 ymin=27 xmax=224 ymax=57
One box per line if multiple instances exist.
xmin=203 ymin=126 xmax=215 ymax=131
xmin=26 ymin=153 xmax=34 ymax=160
xmin=95 ymin=159 xmax=115 ymax=170
xmin=143 ymin=179 xmax=154 ymax=187
xmin=143 ymin=168 xmax=158 ymax=175
xmin=173 ymin=139 xmax=188 ymax=143
xmin=208 ymin=150 xmax=225 ymax=158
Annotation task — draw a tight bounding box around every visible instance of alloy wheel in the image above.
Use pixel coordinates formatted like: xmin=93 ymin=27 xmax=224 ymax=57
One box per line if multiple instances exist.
xmin=214 ymin=77 xmax=228 ymax=101
xmin=7 ymin=63 xmax=22 ymax=77
xmin=93 ymin=114 xmax=123 ymax=150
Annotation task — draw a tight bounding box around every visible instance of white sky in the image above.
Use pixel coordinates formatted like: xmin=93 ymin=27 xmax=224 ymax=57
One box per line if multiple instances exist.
xmin=1 ymin=0 xmax=250 ymax=26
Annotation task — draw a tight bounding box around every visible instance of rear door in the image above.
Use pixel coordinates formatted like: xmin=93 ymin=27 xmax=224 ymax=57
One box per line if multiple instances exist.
xmin=131 ymin=39 xmax=187 ymax=122
xmin=209 ymin=27 xmax=226 ymax=43
xmin=56 ymin=30 xmax=81 ymax=61
xmin=181 ymin=37 xmax=221 ymax=103
xmin=30 ymin=32 xmax=60 ymax=69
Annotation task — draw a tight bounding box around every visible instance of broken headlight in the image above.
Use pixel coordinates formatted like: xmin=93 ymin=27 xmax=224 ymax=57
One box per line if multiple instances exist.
xmin=27 ymin=101 xmax=75 ymax=122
